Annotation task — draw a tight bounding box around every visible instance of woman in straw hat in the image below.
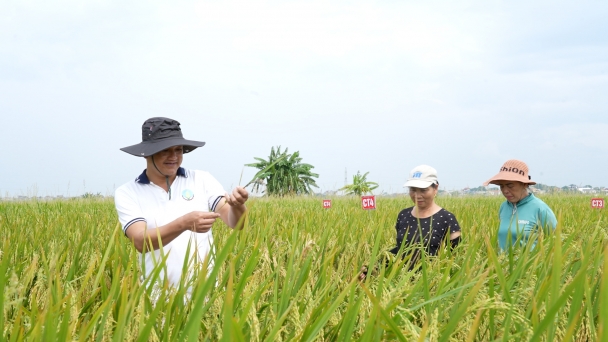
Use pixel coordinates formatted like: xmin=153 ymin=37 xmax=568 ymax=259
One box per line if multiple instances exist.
xmin=360 ymin=165 xmax=461 ymax=280
xmin=483 ymin=159 xmax=557 ymax=251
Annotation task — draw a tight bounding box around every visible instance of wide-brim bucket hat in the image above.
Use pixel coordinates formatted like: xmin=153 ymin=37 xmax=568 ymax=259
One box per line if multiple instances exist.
xmin=483 ymin=159 xmax=536 ymax=186
xmin=120 ymin=117 xmax=205 ymax=157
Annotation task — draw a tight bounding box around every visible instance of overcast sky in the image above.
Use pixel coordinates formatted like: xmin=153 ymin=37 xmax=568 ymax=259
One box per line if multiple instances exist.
xmin=1 ymin=0 xmax=607 ymax=196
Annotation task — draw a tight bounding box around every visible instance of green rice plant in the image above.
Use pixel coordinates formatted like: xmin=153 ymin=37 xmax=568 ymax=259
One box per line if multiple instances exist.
xmin=0 ymin=194 xmax=606 ymax=341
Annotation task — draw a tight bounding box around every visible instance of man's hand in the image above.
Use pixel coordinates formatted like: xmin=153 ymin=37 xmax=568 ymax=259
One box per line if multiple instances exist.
xmin=179 ymin=211 xmax=220 ymax=233
xmin=224 ymin=186 xmax=249 ymax=208
xmin=216 ymin=187 xmax=249 ymax=229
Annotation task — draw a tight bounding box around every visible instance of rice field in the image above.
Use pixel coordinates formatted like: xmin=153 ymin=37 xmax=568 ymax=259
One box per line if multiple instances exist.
xmin=0 ymin=195 xmax=607 ymax=341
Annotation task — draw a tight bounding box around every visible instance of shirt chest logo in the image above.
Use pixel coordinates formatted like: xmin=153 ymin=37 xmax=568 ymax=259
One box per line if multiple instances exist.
xmin=518 ymin=220 xmax=530 ymax=225
xmin=182 ymin=189 xmax=195 ymax=201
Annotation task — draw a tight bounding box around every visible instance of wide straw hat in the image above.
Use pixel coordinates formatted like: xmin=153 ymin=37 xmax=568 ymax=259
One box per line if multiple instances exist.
xmin=403 ymin=165 xmax=438 ymax=188
xmin=120 ymin=117 xmax=205 ymax=157
xmin=483 ymin=159 xmax=536 ymax=186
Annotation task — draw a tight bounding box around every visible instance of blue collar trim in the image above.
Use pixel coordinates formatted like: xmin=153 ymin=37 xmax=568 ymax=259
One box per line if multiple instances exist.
xmin=136 ymin=167 xmax=187 ymax=184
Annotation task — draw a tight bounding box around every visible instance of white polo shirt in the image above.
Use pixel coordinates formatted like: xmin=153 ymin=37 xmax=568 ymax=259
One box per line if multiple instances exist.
xmin=115 ymin=167 xmax=225 ymax=288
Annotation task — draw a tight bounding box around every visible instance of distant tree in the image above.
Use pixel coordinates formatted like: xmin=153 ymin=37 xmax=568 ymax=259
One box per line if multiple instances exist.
xmin=536 ymin=183 xmax=560 ymax=193
xmin=82 ymin=192 xmax=102 ymax=199
xmin=245 ymin=146 xmax=319 ymax=196
xmin=340 ymin=171 xmax=379 ymax=196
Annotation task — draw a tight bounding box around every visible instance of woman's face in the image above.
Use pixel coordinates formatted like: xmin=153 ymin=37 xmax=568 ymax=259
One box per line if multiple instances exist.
xmin=409 ymin=185 xmax=438 ymax=210
xmin=494 ymin=180 xmax=528 ymax=203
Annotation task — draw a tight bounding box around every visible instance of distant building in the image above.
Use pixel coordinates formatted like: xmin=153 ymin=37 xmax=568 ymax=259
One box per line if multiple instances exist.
xmin=487 ymin=189 xmax=501 ymax=196
xmin=578 ymin=187 xmax=596 ymax=194
xmin=530 ymin=186 xmax=544 ymax=194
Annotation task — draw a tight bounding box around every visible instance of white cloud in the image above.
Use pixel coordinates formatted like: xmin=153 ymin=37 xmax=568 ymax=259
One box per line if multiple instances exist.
xmin=540 ymin=123 xmax=608 ymax=150
xmin=1 ymin=0 xmax=608 ymax=194
xmin=143 ymin=1 xmax=491 ymax=73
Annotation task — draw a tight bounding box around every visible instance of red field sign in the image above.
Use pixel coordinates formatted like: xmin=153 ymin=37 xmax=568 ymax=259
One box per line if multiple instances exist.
xmin=323 ymin=199 xmax=332 ymax=209
xmin=361 ymin=195 xmax=376 ymax=210
xmin=591 ymin=198 xmax=604 ymax=209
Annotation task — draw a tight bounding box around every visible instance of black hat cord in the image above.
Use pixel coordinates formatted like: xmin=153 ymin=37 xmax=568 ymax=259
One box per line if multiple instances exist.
xmin=151 ymin=155 xmax=172 ymax=200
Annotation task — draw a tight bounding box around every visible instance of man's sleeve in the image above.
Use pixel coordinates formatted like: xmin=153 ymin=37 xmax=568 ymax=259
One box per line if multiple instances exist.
xmin=199 ymin=172 xmax=227 ymax=212
xmin=115 ymin=187 xmax=145 ymax=235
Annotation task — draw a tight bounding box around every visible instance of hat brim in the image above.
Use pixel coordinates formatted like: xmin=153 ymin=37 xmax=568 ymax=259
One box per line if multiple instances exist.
xmin=483 ymin=172 xmax=536 ymax=186
xmin=403 ymin=179 xmax=435 ymax=188
xmin=120 ymin=138 xmax=205 ymax=157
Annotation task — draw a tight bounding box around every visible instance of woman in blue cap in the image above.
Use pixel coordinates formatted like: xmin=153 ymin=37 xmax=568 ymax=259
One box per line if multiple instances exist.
xmin=360 ymin=165 xmax=461 ymax=279
xmin=390 ymin=165 xmax=462 ymax=259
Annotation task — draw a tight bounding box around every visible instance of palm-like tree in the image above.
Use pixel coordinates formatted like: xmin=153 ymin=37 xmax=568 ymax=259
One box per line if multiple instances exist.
xmin=245 ymin=146 xmax=319 ymax=196
xmin=340 ymin=171 xmax=379 ymax=196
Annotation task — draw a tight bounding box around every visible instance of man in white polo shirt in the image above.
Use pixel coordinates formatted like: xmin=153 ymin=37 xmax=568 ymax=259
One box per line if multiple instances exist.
xmin=115 ymin=117 xmax=248 ymax=288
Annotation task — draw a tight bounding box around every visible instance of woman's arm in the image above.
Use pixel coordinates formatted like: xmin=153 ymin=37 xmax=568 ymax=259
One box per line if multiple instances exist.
xmin=449 ymin=231 xmax=461 ymax=249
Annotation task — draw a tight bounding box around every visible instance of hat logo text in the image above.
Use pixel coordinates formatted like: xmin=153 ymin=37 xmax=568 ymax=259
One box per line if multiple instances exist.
xmin=500 ymin=167 xmax=525 ymax=176
xmin=413 ymin=172 xmax=422 ymax=178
